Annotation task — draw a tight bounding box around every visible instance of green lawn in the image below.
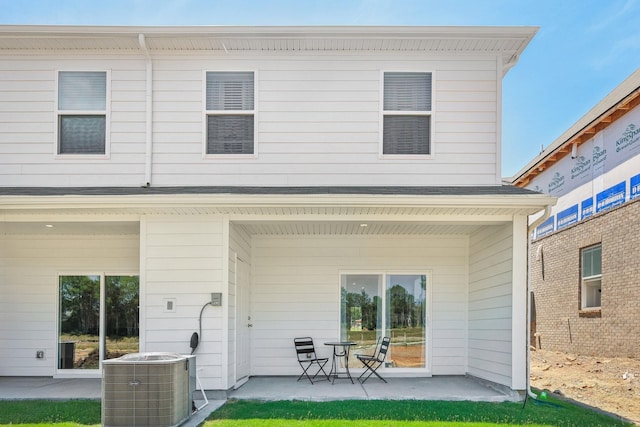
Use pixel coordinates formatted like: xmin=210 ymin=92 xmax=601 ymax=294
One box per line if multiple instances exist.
xmin=0 ymin=399 xmax=101 ymax=426
xmin=0 ymin=395 xmax=632 ymax=427
xmin=204 ymin=398 xmax=632 ymax=427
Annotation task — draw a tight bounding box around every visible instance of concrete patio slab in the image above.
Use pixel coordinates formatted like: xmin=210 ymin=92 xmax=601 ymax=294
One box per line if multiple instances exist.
xmin=0 ymin=377 xmax=102 ymax=400
xmin=228 ymin=375 xmax=522 ymax=402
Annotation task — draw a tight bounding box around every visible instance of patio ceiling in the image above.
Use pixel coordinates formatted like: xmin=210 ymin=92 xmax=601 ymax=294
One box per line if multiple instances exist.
xmin=235 ymin=220 xmax=491 ymax=236
xmin=0 ymin=221 xmax=140 ymax=236
xmin=0 ymin=219 xmax=491 ymax=237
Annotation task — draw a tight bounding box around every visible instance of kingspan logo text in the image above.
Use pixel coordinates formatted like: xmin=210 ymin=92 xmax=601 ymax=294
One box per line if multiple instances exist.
xmin=548 ymin=172 xmax=564 ymax=193
xmin=593 ymin=145 xmax=607 ymax=166
xmin=616 ymin=123 xmax=640 ymax=152
xmin=571 ymin=156 xmax=591 ymax=179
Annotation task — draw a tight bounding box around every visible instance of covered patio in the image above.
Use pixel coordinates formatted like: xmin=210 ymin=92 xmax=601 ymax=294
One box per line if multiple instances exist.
xmin=0 ymin=186 xmax=555 ymax=395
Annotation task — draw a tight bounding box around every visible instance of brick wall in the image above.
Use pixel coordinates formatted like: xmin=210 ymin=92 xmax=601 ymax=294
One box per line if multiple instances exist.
xmin=530 ymin=198 xmax=640 ymax=357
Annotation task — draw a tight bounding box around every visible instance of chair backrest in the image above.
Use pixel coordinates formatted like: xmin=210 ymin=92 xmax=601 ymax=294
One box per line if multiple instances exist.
xmin=294 ymin=337 xmax=317 ymax=361
xmin=376 ymin=336 xmax=390 ymax=362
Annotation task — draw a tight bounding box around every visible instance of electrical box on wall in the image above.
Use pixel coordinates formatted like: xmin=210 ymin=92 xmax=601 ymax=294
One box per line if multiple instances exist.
xmin=164 ymin=298 xmax=176 ymax=313
xmin=210 ymin=292 xmax=222 ymax=306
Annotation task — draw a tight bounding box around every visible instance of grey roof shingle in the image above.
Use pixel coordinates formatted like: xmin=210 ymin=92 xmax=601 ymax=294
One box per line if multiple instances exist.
xmin=0 ymin=186 xmax=542 ymax=197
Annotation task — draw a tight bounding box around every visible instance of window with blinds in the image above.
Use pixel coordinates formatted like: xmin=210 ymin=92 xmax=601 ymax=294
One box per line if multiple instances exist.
xmin=206 ymin=71 xmax=255 ymax=155
xmin=382 ymin=72 xmax=432 ymax=156
xmin=57 ymin=71 xmax=107 ymax=155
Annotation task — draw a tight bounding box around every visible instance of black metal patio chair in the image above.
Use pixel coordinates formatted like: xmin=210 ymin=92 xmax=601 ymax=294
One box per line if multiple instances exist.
xmin=356 ymin=336 xmax=390 ymax=383
xmin=294 ymin=337 xmax=330 ymax=384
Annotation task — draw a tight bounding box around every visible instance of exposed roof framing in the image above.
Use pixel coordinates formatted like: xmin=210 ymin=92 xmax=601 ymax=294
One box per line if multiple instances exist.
xmin=512 ymin=68 xmax=640 ymax=187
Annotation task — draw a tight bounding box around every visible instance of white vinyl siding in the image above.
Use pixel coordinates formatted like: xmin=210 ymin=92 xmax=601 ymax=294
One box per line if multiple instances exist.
xmin=151 ymin=57 xmax=497 ymax=186
xmin=0 ymin=59 xmax=146 ymax=186
xmin=382 ymin=72 xmax=432 ymax=156
xmin=205 ymin=71 xmax=255 ymax=156
xmin=249 ymin=234 xmax=468 ymax=376
xmin=56 ymin=71 xmax=108 ymax=155
xmin=0 ymin=232 xmax=138 ymax=377
xmin=0 ymin=54 xmax=499 ymax=186
xmin=140 ymin=217 xmax=226 ymax=390
xmin=467 ymin=223 xmax=513 ymax=387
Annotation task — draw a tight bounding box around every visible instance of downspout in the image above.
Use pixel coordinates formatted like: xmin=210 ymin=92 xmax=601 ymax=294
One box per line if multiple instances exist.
xmin=138 ymin=33 xmax=153 ymax=187
xmin=525 ymin=204 xmax=553 ymax=400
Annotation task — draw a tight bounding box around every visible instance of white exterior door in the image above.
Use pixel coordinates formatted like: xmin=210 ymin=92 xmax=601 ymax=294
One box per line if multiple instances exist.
xmin=236 ymin=259 xmax=251 ymax=382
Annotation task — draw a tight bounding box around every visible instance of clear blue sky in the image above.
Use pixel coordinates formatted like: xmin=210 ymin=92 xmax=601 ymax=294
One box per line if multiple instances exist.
xmin=2 ymin=0 xmax=639 ymax=177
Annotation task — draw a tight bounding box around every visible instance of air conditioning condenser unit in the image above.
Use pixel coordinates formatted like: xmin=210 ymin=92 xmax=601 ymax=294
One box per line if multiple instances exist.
xmin=102 ymin=352 xmax=196 ymax=427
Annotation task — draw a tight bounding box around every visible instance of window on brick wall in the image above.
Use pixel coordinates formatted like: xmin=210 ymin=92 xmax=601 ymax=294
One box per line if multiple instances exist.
xmin=580 ymin=244 xmax=602 ymax=309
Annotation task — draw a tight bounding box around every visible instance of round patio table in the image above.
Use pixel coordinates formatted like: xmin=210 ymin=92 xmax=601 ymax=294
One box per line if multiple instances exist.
xmin=324 ymin=341 xmax=356 ymax=384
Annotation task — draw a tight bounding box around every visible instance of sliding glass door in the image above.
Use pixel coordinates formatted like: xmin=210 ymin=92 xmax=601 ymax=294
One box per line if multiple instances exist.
xmin=340 ymin=272 xmax=429 ymax=370
xmin=58 ymin=274 xmax=139 ymax=371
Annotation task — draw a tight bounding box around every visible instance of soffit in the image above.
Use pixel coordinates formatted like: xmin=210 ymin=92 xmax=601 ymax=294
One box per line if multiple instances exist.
xmin=0 ymin=25 xmax=537 ymax=73
xmin=235 ymin=221 xmax=488 ymax=236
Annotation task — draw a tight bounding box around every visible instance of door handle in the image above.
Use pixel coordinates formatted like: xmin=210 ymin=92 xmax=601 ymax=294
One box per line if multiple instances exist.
xmin=247 ymin=323 xmax=253 ymax=328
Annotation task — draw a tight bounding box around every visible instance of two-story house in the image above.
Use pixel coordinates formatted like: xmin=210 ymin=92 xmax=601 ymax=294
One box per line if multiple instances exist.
xmin=0 ymin=25 xmax=554 ymax=396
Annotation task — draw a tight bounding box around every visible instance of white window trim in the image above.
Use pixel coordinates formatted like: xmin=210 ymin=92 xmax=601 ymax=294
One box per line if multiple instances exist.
xmin=202 ymin=70 xmax=258 ymax=159
xmin=580 ymin=245 xmax=602 ymax=310
xmin=54 ymin=70 xmax=111 ymax=160
xmin=338 ymin=270 xmax=433 ymax=375
xmin=379 ymin=70 xmax=435 ymax=160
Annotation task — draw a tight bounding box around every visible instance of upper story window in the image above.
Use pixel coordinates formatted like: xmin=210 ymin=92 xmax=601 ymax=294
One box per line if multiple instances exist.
xmin=580 ymin=244 xmax=602 ymax=310
xmin=382 ymin=72 xmax=432 ymax=156
xmin=57 ymin=71 xmax=108 ymax=155
xmin=205 ymin=71 xmax=255 ymax=156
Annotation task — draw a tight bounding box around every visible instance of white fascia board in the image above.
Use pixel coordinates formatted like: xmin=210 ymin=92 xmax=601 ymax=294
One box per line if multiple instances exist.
xmin=0 ymin=24 xmax=538 ymax=38
xmin=0 ymin=193 xmax=556 ymax=212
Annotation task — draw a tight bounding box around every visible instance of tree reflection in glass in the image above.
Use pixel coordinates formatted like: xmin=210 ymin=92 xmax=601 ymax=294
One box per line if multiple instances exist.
xmin=340 ymin=273 xmax=427 ymax=369
xmin=58 ymin=274 xmax=139 ymax=370
xmin=58 ymin=275 xmax=100 ymax=369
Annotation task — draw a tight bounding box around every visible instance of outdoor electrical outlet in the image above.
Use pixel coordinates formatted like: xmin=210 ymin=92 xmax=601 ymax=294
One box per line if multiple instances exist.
xmin=210 ymin=292 xmax=222 ymax=306
xmin=36 ymin=350 xmax=45 ymax=359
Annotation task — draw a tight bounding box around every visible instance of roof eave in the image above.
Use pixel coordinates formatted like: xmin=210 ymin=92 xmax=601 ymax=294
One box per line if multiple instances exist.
xmin=0 ymin=24 xmax=537 ymax=73
xmin=0 ymin=24 xmax=539 ymax=38
xmin=0 ymin=192 xmax=556 ymax=215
